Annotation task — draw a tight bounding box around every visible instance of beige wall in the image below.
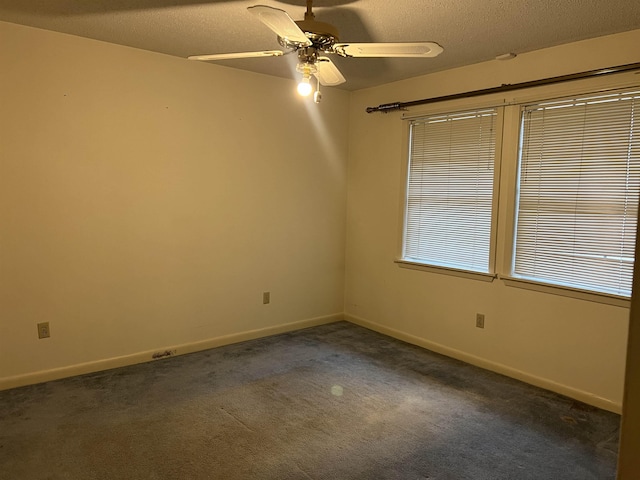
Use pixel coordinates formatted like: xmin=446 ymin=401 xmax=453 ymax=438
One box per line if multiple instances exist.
xmin=0 ymin=21 xmax=349 ymax=386
xmin=345 ymin=29 xmax=640 ymax=412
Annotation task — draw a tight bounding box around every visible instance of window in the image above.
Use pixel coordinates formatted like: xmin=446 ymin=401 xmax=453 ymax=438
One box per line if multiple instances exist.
xmin=400 ymin=86 xmax=640 ymax=300
xmin=403 ymin=109 xmax=497 ymax=273
xmin=513 ymin=91 xmax=640 ymax=297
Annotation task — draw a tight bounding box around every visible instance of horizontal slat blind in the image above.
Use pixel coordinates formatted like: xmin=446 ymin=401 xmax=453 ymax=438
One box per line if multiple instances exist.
xmin=404 ymin=109 xmax=497 ymax=272
xmin=514 ymin=90 xmax=640 ymax=296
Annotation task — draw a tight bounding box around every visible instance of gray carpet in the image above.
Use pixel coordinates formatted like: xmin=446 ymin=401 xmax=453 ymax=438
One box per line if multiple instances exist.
xmin=0 ymin=321 xmax=620 ymax=479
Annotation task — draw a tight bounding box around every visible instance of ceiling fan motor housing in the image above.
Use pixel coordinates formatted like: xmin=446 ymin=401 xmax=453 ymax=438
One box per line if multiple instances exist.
xmin=297 ymin=46 xmax=320 ymax=66
xmin=278 ymin=18 xmax=339 ymax=52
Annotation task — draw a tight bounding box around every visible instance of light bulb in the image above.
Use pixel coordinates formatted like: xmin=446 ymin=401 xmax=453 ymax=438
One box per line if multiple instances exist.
xmin=297 ymin=76 xmax=313 ymax=96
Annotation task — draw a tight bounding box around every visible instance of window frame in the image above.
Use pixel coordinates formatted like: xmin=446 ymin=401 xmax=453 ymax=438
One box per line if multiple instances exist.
xmin=398 ymin=106 xmax=504 ymax=277
xmin=397 ymin=73 xmax=640 ymax=307
xmin=509 ymin=88 xmax=640 ymax=298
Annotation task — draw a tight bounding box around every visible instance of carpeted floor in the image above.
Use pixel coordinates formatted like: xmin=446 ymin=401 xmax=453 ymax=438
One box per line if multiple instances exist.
xmin=0 ymin=321 xmax=620 ymax=479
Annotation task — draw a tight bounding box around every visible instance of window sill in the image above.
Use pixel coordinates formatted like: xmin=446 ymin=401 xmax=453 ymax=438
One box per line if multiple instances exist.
xmin=395 ymin=261 xmax=630 ymax=307
xmin=395 ymin=259 xmax=496 ymax=282
xmin=501 ymin=276 xmax=631 ymax=308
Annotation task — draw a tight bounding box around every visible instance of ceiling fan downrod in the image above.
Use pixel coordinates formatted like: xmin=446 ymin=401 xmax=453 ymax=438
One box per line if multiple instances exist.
xmin=306 ymin=0 xmax=314 ymax=20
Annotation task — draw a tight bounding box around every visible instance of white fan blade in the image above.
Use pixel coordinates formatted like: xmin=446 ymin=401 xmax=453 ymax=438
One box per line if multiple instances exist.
xmin=248 ymin=5 xmax=311 ymax=46
xmin=314 ymin=57 xmax=346 ymax=86
xmin=334 ymin=42 xmax=443 ymax=58
xmin=188 ymin=50 xmax=284 ymax=61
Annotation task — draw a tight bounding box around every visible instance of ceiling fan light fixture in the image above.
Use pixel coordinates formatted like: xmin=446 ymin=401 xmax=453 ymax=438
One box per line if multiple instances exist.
xmin=297 ymin=75 xmax=313 ymax=96
xmin=296 ymin=62 xmax=317 ymax=97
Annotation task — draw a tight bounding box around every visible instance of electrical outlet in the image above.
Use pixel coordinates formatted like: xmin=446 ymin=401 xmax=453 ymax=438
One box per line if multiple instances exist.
xmin=37 ymin=322 xmax=51 ymax=339
xmin=263 ymin=292 xmax=270 ymax=304
xmin=476 ymin=313 xmax=485 ymax=329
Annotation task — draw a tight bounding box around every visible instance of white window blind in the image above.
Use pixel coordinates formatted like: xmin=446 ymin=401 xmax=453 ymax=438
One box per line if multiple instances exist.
xmin=514 ymin=90 xmax=640 ymax=297
xmin=403 ymin=109 xmax=497 ymax=273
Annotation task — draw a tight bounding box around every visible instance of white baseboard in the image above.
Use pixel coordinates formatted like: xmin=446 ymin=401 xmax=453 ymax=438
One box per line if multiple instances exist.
xmin=3 ymin=312 xmax=620 ymax=414
xmin=0 ymin=313 xmax=343 ymax=392
xmin=345 ymin=313 xmax=622 ymax=414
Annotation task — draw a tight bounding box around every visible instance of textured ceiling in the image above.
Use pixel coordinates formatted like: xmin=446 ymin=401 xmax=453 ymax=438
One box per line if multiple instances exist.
xmin=1 ymin=0 xmax=640 ymax=91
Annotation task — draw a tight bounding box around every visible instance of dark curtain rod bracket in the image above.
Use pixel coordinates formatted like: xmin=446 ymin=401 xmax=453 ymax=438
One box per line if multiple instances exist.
xmin=365 ymin=62 xmax=640 ymax=114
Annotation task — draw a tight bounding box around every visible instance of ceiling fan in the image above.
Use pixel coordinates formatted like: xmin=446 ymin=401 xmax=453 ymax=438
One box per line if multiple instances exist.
xmin=188 ymin=0 xmax=443 ymax=101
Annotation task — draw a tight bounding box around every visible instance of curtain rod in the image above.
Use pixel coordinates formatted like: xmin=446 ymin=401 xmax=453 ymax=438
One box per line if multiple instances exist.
xmin=365 ymin=62 xmax=640 ymax=114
